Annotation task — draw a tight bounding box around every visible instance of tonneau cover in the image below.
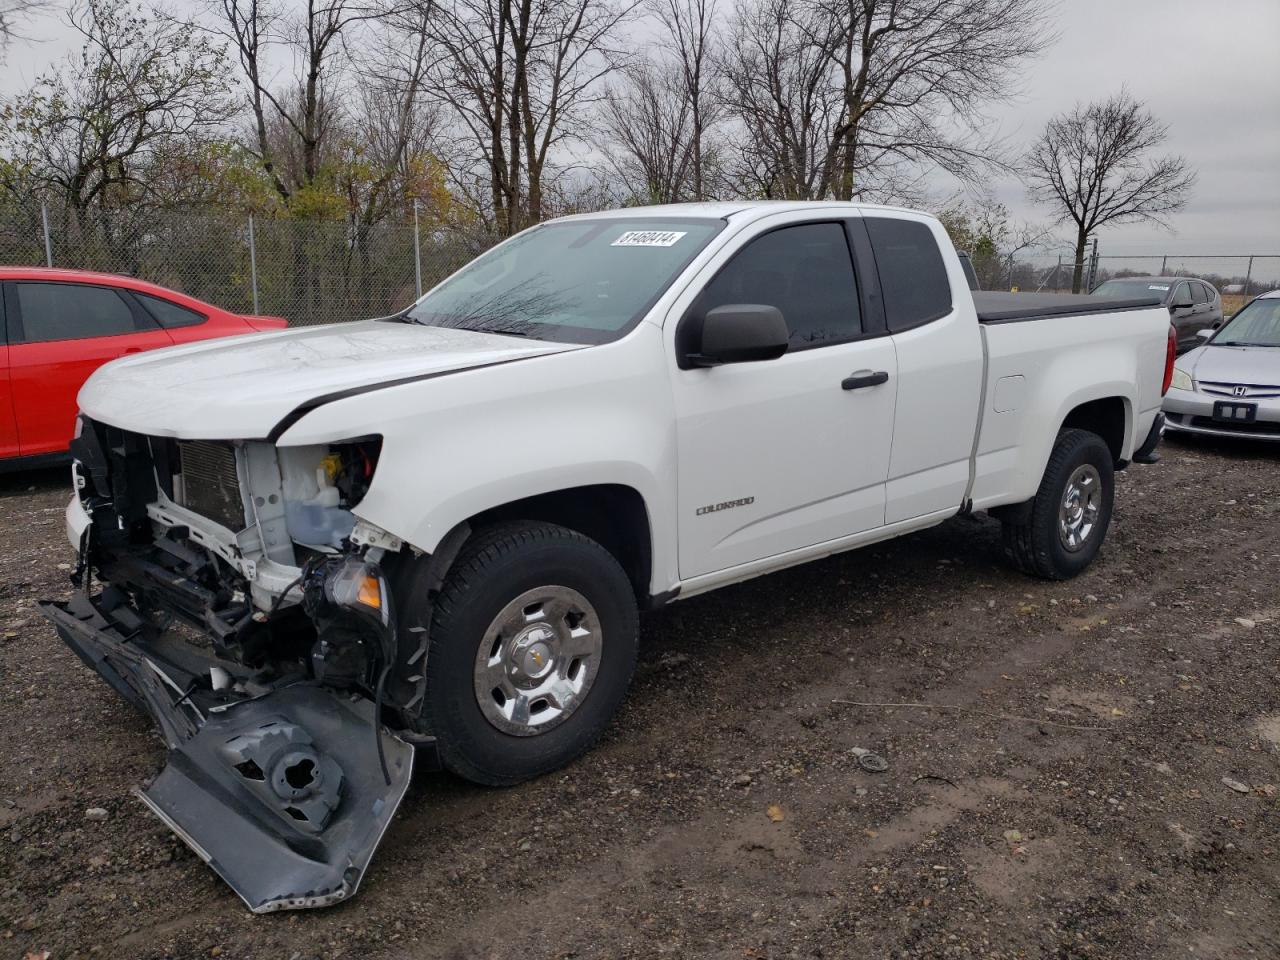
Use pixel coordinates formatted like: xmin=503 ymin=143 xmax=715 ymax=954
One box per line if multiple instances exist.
xmin=974 ymin=291 xmax=1163 ymax=323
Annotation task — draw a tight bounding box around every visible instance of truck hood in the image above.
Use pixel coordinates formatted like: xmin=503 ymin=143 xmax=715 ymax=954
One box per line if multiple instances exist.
xmin=78 ymin=320 xmax=582 ymax=439
xmin=1186 ymin=343 xmax=1280 ymax=385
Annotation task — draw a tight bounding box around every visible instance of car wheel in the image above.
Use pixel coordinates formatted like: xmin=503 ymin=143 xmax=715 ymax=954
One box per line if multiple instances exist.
xmin=1001 ymin=428 xmax=1115 ymax=580
xmin=405 ymin=521 xmax=639 ymax=786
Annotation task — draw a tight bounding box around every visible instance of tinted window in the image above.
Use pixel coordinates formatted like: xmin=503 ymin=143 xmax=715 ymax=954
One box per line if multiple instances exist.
xmin=1195 ymin=282 xmax=1215 ymax=304
xmin=1092 ymin=279 xmax=1172 ymax=300
xmin=697 ymin=223 xmax=861 ymax=347
xmin=1173 ymin=281 xmax=1192 ymax=305
xmin=865 ymin=217 xmax=952 ymax=331
xmin=15 ymin=282 xmax=146 ymax=343
xmin=136 ymin=291 xmax=206 ymax=328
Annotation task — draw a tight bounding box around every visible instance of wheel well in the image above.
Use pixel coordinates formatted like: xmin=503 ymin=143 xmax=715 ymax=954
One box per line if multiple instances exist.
xmin=468 ymin=485 xmax=653 ymax=602
xmin=1061 ymin=397 xmax=1127 ymax=464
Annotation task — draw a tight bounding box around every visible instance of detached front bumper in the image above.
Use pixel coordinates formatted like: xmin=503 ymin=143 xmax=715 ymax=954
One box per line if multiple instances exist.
xmin=40 ymin=589 xmax=414 ymax=913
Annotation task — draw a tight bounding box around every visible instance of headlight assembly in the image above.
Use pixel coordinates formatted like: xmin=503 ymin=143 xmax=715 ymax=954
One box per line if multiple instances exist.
xmin=1170 ymin=367 xmax=1193 ymax=392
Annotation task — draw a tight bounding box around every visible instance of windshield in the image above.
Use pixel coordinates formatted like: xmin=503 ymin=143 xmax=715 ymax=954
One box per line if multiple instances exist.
xmin=1211 ymin=297 xmax=1280 ymax=347
xmin=399 ymin=217 xmax=724 ymax=343
xmin=1091 ymin=279 xmax=1172 ymax=300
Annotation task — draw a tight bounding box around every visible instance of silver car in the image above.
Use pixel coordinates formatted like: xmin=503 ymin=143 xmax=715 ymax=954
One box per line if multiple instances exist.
xmin=1163 ymin=289 xmax=1280 ymax=441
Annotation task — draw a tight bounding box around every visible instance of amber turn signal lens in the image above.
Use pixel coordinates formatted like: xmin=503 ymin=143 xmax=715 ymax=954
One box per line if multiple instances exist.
xmin=355 ymin=575 xmax=382 ymax=611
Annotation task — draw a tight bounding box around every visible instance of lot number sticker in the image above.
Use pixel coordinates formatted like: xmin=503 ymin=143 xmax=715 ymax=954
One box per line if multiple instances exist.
xmin=612 ymin=230 xmax=687 ymax=247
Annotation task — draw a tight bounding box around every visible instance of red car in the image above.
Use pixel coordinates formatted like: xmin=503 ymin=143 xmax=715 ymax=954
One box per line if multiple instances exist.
xmin=0 ymin=268 xmax=287 ymax=469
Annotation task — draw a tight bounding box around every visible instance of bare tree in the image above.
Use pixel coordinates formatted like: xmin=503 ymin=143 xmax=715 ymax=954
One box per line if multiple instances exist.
xmin=820 ymin=0 xmax=1054 ymax=199
xmin=430 ymin=0 xmax=634 ymax=235
xmin=1025 ymin=90 xmax=1196 ymax=292
xmin=2 ymin=0 xmax=234 ymax=214
xmin=719 ymin=0 xmax=1053 ymax=202
xmin=0 ymin=0 xmax=50 ymax=57
xmin=651 ymin=0 xmax=718 ymax=199
xmin=212 ymin=0 xmax=395 ymax=204
xmin=718 ymin=0 xmax=844 ymax=199
xmin=600 ymin=60 xmax=695 ymax=203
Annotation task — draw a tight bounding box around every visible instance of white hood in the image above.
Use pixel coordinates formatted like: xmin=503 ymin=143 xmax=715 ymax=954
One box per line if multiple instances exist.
xmin=78 ymin=320 xmax=580 ymax=439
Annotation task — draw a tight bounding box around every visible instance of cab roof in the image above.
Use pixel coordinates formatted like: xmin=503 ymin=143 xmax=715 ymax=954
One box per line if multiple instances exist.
xmin=555 ymin=200 xmax=934 ymax=224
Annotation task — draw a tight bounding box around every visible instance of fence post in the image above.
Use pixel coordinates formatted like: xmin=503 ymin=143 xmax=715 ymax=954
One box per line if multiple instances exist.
xmin=1160 ymin=255 xmax=1167 ymax=275
xmin=413 ymin=201 xmax=423 ymax=299
xmin=248 ymin=214 xmax=260 ymax=315
xmin=1244 ymin=256 xmax=1254 ymax=297
xmin=40 ymin=202 xmax=53 ymax=267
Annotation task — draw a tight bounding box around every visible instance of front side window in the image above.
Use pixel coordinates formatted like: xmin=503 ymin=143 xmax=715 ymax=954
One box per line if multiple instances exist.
xmin=694 ymin=222 xmax=862 ymax=348
xmin=14 ymin=282 xmax=147 ymax=343
xmin=1213 ymin=297 xmax=1280 ymax=347
xmin=1173 ymin=281 xmax=1192 ymax=305
xmin=400 ymin=218 xmax=723 ymax=344
xmin=864 ymin=217 xmax=952 ymax=331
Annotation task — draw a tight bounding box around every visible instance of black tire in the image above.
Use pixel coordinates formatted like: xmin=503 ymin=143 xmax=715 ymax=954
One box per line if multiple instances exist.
xmin=402 ymin=521 xmax=639 ymax=786
xmin=1001 ymin=428 xmax=1115 ymax=580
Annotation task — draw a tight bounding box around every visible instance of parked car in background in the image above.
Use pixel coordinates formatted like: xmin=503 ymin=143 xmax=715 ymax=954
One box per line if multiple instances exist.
xmin=1164 ymin=289 xmax=1280 ymax=441
xmin=0 ymin=268 xmax=286 ymax=469
xmin=1092 ymin=275 xmax=1223 ymax=353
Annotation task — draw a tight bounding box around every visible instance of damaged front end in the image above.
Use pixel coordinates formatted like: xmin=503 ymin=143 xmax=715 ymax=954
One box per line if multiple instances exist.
xmin=40 ymin=416 xmax=424 ymax=913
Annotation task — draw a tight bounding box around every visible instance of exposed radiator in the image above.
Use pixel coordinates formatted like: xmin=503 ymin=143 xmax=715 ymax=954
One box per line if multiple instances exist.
xmin=177 ymin=441 xmax=245 ymax=531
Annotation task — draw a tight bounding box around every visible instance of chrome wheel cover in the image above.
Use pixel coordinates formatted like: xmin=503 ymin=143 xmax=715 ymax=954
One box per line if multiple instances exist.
xmin=473 ymin=585 xmax=602 ymax=736
xmin=1058 ymin=464 xmax=1102 ymax=552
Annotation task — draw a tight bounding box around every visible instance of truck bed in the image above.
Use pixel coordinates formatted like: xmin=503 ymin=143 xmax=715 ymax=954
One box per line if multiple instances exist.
xmin=973 ymin=291 xmax=1163 ymax=324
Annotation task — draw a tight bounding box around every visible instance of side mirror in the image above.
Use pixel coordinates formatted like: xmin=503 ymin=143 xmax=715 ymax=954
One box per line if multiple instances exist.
xmin=681 ymin=304 xmax=789 ymax=368
xmin=1196 ymin=329 xmax=1214 ymax=341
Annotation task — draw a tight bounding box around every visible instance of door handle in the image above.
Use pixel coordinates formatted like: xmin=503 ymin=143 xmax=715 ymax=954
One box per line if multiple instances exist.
xmin=842 ymin=370 xmax=890 ymax=390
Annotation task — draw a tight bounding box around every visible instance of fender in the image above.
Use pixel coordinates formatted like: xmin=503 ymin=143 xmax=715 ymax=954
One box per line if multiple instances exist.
xmin=276 ymin=324 xmax=681 ymax=596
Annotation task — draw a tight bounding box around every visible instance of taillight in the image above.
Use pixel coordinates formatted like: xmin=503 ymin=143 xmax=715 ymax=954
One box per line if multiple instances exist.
xmin=1161 ymin=325 xmax=1176 ymax=396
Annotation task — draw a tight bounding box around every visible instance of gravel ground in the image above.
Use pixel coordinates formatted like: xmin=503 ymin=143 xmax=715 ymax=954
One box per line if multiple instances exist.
xmin=2 ymin=435 xmax=1278 ymax=960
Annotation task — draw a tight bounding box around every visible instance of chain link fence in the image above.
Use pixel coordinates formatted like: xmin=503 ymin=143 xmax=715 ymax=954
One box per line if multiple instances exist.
xmin=4 ymin=200 xmax=1278 ymax=323
xmin=0 ymin=201 xmax=495 ymax=326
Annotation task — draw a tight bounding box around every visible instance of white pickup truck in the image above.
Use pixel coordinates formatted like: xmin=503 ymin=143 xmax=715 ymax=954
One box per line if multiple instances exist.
xmin=42 ymin=202 xmax=1174 ymax=912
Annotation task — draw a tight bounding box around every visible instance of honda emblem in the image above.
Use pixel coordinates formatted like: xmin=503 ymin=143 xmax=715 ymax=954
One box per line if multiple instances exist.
xmin=1233 ymin=385 xmax=1248 ymax=397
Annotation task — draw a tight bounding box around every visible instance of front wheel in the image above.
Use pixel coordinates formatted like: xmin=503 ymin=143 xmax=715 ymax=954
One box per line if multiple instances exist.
xmin=405 ymin=521 xmax=639 ymax=786
xmin=1001 ymin=428 xmax=1115 ymax=580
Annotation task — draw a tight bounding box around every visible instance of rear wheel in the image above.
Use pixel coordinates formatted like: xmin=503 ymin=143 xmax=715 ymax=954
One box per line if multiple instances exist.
xmin=404 ymin=521 xmax=639 ymax=786
xmin=1001 ymin=428 xmax=1115 ymax=580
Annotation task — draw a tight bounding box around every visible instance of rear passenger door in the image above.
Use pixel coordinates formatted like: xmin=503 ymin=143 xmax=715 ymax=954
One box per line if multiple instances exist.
xmin=860 ymin=215 xmax=985 ymax=524
xmin=4 ymin=281 xmax=174 ymax=456
xmin=671 ymin=217 xmax=898 ymax=580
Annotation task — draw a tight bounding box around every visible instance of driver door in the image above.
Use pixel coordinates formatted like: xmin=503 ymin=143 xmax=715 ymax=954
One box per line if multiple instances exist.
xmin=670 ymin=218 xmax=897 ymax=581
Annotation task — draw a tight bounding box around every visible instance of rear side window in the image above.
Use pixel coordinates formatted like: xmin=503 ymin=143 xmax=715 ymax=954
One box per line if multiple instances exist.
xmin=696 ymin=222 xmax=862 ymax=348
xmin=135 ymin=291 xmax=206 ymax=328
xmin=14 ymin=282 xmax=149 ymax=343
xmin=1191 ymin=282 xmax=1209 ymax=304
xmin=864 ymin=217 xmax=952 ymax=331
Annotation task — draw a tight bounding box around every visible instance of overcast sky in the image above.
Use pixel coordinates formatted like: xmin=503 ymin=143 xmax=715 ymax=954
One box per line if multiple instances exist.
xmin=4 ymin=0 xmax=1278 ymax=276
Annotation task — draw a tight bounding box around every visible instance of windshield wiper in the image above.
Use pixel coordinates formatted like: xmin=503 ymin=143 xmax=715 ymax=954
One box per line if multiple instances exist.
xmin=469 ymin=325 xmax=533 ymax=338
xmin=1215 ymin=340 xmax=1277 ymax=347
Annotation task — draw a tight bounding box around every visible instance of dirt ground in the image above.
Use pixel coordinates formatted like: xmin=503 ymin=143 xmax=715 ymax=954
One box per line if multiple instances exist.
xmin=2 ymin=435 xmax=1278 ymax=960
